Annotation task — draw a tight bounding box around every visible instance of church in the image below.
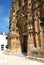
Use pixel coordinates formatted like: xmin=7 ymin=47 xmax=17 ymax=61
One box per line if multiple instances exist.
xmin=8 ymin=0 xmax=44 ymax=56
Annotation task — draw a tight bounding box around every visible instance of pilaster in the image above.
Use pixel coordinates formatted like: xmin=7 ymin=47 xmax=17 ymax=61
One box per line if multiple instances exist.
xmin=27 ymin=0 xmax=34 ymax=55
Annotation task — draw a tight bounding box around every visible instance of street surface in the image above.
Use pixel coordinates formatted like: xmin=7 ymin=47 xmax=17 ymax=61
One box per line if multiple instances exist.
xmin=0 ymin=53 xmax=44 ymax=65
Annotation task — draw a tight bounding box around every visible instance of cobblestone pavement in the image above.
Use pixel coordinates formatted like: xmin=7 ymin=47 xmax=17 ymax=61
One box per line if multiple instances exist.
xmin=0 ymin=53 xmax=44 ymax=65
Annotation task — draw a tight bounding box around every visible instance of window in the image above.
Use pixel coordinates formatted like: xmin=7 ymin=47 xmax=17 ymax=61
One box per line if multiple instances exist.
xmin=1 ymin=45 xmax=4 ymax=50
xmin=6 ymin=45 xmax=8 ymax=49
xmin=6 ymin=37 xmax=8 ymax=39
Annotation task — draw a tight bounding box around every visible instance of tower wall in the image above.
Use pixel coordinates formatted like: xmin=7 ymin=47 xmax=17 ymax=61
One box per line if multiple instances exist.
xmin=8 ymin=0 xmax=21 ymax=53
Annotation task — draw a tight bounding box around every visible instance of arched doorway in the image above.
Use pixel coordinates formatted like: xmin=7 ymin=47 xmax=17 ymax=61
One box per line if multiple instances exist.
xmin=17 ymin=15 xmax=28 ymax=54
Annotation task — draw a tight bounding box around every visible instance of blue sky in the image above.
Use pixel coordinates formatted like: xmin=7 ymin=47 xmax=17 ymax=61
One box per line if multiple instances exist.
xmin=0 ymin=0 xmax=12 ymax=33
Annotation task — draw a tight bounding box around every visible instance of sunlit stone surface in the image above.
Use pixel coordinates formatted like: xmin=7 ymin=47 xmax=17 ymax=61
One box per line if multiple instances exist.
xmin=8 ymin=0 xmax=44 ymax=56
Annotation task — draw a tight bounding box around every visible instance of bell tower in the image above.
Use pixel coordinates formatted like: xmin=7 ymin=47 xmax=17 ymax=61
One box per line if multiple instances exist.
xmin=8 ymin=0 xmax=21 ymax=53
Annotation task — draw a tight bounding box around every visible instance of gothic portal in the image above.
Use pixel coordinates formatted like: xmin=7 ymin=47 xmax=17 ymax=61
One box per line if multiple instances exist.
xmin=8 ymin=0 xmax=44 ymax=55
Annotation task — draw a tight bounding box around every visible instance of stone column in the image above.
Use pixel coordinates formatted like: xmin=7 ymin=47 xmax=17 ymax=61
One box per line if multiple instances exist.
xmin=27 ymin=33 xmax=32 ymax=55
xmin=27 ymin=23 xmax=34 ymax=56
xmin=34 ymin=18 xmax=39 ymax=48
xmin=37 ymin=19 xmax=41 ymax=47
xmin=27 ymin=0 xmax=34 ymax=56
xmin=34 ymin=8 xmax=42 ymax=48
xmin=39 ymin=20 xmax=44 ymax=48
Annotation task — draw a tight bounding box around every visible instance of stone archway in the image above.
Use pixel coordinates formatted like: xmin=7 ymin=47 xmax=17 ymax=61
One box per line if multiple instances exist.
xmin=17 ymin=16 xmax=28 ymax=54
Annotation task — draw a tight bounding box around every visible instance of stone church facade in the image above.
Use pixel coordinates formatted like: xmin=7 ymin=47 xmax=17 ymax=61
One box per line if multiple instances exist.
xmin=8 ymin=0 xmax=44 ymax=56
